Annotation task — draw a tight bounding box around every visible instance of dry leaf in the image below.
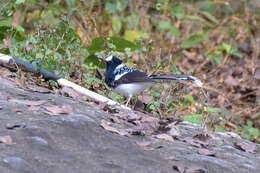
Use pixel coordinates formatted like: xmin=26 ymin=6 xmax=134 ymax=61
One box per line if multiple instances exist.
xmin=42 ymin=105 xmax=75 ymax=115
xmin=173 ymin=164 xmax=185 ymax=173
xmin=197 ymin=148 xmax=216 ymax=156
xmin=234 ymin=142 xmax=256 ymax=153
xmin=25 ymin=85 xmax=51 ymax=93
xmin=100 ymin=120 xmax=127 ymax=136
xmin=143 ymin=147 xmax=155 ymax=151
xmin=224 ymin=76 xmax=239 ymax=86
xmin=11 ymin=108 xmax=22 ymax=114
xmin=138 ymin=95 xmax=153 ymax=104
xmin=186 ymin=167 xmax=206 ymax=173
xmin=135 ymin=140 xmax=151 ymax=147
xmin=103 ymin=105 xmax=118 ymax=113
xmin=182 ymin=50 xmax=197 ymax=59
xmin=28 ymin=105 xmax=41 ymax=111
xmin=0 ymin=136 xmax=13 ymax=144
xmin=153 ymin=134 xmax=174 ymax=142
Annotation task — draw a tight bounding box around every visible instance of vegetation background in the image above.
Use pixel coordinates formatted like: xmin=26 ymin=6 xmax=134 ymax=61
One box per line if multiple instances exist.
xmin=0 ymin=0 xmax=259 ymax=143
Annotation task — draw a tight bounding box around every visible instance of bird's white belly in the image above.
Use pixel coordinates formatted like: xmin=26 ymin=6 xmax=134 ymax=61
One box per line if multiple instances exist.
xmin=114 ymin=82 xmax=154 ymax=97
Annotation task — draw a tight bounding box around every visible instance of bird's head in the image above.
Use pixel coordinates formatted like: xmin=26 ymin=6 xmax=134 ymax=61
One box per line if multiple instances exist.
xmin=98 ymin=55 xmax=123 ymax=66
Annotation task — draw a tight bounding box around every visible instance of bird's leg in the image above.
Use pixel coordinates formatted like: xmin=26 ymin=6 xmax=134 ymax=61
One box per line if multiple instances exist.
xmin=125 ymin=96 xmax=132 ymax=107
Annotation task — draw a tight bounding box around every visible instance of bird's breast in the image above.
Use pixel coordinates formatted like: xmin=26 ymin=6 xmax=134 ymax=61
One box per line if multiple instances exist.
xmin=113 ymin=82 xmax=154 ymax=97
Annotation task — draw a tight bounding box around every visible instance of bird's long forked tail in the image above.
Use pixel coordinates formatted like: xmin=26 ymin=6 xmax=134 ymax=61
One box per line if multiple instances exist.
xmin=148 ymin=74 xmax=203 ymax=87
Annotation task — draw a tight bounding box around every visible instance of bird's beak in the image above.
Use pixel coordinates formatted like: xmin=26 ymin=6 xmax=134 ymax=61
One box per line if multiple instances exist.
xmin=98 ymin=57 xmax=106 ymax=62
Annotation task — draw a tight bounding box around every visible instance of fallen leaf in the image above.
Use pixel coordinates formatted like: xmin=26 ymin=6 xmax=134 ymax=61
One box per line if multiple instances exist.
xmin=186 ymin=167 xmax=206 ymax=173
xmin=25 ymin=85 xmax=51 ymax=93
xmin=153 ymin=134 xmax=174 ymax=142
xmin=103 ymin=104 xmax=118 ymax=113
xmin=143 ymin=147 xmax=155 ymax=151
xmin=138 ymin=95 xmax=154 ymax=104
xmin=28 ymin=105 xmax=41 ymax=111
xmin=197 ymin=148 xmax=216 ymax=156
xmin=193 ymin=134 xmax=210 ymax=141
xmin=173 ymin=164 xmax=185 ymax=173
xmin=42 ymin=105 xmax=75 ymax=115
xmin=100 ymin=120 xmax=125 ymax=136
xmin=141 ymin=116 xmax=158 ymax=123
xmin=11 ymin=108 xmax=22 ymax=114
xmin=0 ymin=136 xmax=13 ymax=144
xmin=135 ymin=140 xmax=151 ymax=147
xmin=234 ymin=142 xmax=256 ymax=153
xmin=182 ymin=50 xmax=197 ymax=59
xmin=224 ymin=76 xmax=239 ymax=86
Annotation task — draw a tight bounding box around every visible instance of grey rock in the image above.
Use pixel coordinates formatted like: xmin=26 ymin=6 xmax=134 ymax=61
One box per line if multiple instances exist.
xmin=0 ymin=75 xmax=259 ymax=173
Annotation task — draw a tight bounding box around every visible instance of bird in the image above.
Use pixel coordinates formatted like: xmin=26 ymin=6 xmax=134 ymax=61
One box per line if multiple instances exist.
xmin=99 ymin=55 xmax=203 ymax=106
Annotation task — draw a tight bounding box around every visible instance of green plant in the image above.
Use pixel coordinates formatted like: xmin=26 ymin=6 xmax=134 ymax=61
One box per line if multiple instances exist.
xmin=239 ymin=121 xmax=260 ymax=141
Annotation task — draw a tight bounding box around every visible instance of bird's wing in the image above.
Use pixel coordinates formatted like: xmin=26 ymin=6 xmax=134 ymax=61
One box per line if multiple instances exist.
xmin=114 ymin=70 xmax=153 ymax=85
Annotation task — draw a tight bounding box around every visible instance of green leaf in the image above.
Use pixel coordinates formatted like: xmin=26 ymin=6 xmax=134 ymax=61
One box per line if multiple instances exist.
xmin=65 ymin=0 xmax=76 ymax=7
xmin=105 ymin=2 xmax=117 ymax=13
xmin=80 ymin=48 xmax=89 ymax=58
xmin=206 ymin=107 xmax=221 ymax=113
xmin=216 ymin=125 xmax=226 ymax=132
xmin=222 ymin=43 xmax=231 ymax=54
xmin=171 ymin=5 xmax=184 ymax=19
xmin=200 ymin=11 xmax=219 ymax=24
xmin=210 ymin=54 xmax=222 ymax=64
xmin=230 ymin=44 xmax=243 ymax=58
xmin=159 ymin=21 xmax=171 ymax=30
xmin=15 ymin=0 xmax=25 ymax=4
xmin=181 ymin=32 xmax=209 ymax=48
xmin=186 ymin=94 xmax=195 ymax=104
xmin=124 ymin=30 xmax=142 ymax=42
xmin=199 ymin=0 xmax=216 ymax=14
xmin=36 ymin=53 xmax=44 ymax=59
xmin=16 ymin=25 xmax=25 ymax=32
xmin=184 ymin=114 xmax=203 ymax=125
xmin=0 ymin=18 xmax=13 ymax=27
xmin=88 ymin=37 xmax=105 ymax=53
xmin=112 ymin=16 xmax=122 ymax=34
xmin=109 ymin=36 xmax=139 ymax=52
xmin=170 ymin=26 xmax=180 ymax=38
xmin=151 ymin=90 xmax=161 ymax=99
xmin=171 ymin=64 xmax=181 ymax=74
xmin=116 ymin=0 xmax=128 ymax=11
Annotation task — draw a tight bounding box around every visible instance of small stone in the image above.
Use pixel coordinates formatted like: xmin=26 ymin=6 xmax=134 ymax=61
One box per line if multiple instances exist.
xmin=30 ymin=136 xmax=48 ymax=146
xmin=3 ymin=156 xmax=32 ymax=172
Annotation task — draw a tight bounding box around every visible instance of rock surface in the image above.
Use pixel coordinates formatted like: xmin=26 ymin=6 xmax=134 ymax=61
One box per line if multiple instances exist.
xmin=0 ymin=75 xmax=259 ymax=173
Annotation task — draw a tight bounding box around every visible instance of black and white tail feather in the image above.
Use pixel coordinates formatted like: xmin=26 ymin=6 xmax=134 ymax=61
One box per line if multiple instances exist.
xmin=99 ymin=55 xmax=203 ymax=106
xmin=148 ymin=74 xmax=203 ymax=87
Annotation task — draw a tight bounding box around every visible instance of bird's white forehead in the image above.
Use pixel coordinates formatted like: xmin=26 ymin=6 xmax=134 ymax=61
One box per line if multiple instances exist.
xmin=105 ymin=55 xmax=113 ymax=61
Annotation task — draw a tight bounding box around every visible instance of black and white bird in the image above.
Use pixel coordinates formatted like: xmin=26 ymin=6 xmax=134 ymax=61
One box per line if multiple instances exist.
xmin=99 ymin=55 xmax=203 ymax=106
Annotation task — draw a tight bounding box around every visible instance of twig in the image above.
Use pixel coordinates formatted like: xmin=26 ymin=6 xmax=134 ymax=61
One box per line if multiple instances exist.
xmin=0 ymin=53 xmax=130 ymax=110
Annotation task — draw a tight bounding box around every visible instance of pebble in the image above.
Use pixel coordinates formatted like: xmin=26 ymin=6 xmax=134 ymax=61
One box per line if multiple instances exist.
xmin=3 ymin=156 xmax=32 ymax=172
